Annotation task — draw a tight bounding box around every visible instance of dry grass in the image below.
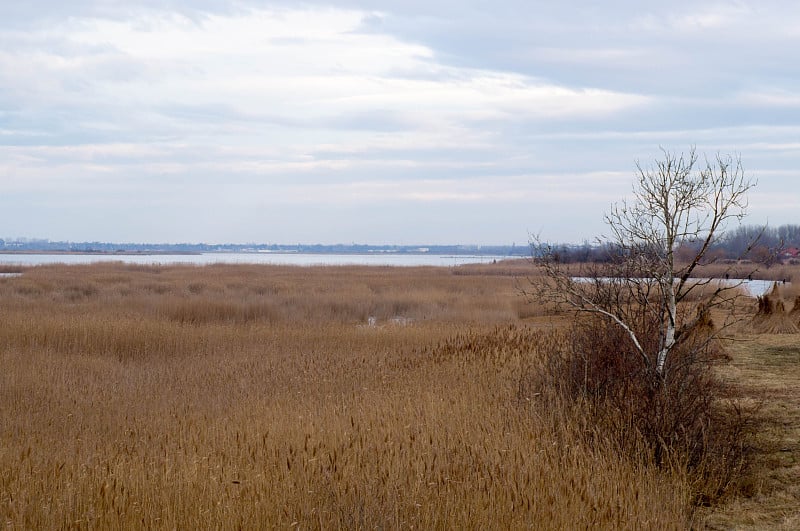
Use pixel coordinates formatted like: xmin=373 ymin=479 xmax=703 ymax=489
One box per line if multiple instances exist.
xmin=699 ymin=334 xmax=800 ymax=529
xmin=690 ymin=263 xmax=798 ymax=283
xmin=0 ymin=263 xmax=692 ymax=528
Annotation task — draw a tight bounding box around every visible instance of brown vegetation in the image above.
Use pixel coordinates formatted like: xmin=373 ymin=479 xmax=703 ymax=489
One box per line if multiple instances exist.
xmin=663 ymin=262 xmax=794 ymax=283
xmin=791 ymin=297 xmax=800 ymax=322
xmin=526 ymin=308 xmax=758 ymax=508
xmin=0 ymin=263 xmax=690 ymax=528
xmin=700 ymin=334 xmax=800 ymax=529
xmin=0 ymin=262 xmax=798 ymax=527
xmin=751 ymin=285 xmax=800 ymax=334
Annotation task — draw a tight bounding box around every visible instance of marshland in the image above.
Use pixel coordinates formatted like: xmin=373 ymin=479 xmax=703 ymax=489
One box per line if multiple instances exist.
xmin=1 ymin=261 xmax=799 ymax=528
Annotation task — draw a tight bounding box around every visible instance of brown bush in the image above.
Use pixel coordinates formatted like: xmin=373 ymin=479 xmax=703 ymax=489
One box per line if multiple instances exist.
xmin=525 ymin=312 xmax=759 ymax=505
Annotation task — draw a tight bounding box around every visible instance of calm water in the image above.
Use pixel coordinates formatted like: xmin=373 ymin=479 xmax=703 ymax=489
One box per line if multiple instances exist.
xmin=571 ymin=276 xmax=781 ymax=297
xmin=0 ymin=252 xmax=515 ymax=268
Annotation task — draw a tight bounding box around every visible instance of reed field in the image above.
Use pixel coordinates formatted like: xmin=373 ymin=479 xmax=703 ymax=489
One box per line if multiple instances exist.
xmin=1 ymin=262 xmax=798 ymax=528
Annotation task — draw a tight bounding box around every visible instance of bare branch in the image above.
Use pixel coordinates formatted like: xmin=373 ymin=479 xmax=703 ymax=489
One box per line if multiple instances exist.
xmin=527 ymin=147 xmax=757 ymax=381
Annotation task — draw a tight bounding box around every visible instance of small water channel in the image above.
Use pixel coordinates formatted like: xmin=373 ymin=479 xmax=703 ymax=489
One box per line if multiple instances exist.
xmin=571 ymin=277 xmax=783 ymax=298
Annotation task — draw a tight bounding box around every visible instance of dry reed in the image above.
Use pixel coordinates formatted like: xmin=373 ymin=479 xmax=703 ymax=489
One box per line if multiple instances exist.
xmin=0 ymin=263 xmax=701 ymax=528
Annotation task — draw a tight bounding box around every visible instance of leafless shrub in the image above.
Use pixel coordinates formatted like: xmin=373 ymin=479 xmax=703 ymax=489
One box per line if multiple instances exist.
xmin=524 ymin=312 xmax=759 ymax=505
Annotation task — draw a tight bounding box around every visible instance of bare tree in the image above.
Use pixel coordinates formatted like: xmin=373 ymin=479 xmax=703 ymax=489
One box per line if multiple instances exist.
xmin=531 ymin=147 xmax=757 ymax=380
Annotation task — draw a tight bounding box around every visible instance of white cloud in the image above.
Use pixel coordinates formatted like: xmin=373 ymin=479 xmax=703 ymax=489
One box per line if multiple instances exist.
xmin=261 ymin=171 xmax=631 ymax=206
xmin=0 ymin=1 xmax=799 ymax=244
xmin=0 ymin=7 xmax=649 ymax=125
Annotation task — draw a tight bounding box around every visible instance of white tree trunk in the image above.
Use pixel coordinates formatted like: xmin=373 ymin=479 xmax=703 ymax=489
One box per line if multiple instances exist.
xmin=656 ymin=283 xmax=676 ymax=376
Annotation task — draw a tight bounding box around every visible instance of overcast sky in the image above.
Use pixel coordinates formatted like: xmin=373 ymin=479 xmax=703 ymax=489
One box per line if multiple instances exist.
xmin=1 ymin=1 xmax=798 ymax=244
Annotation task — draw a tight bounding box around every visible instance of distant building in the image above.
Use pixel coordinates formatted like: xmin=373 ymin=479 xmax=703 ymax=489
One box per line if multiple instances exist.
xmin=781 ymin=247 xmax=800 ymax=259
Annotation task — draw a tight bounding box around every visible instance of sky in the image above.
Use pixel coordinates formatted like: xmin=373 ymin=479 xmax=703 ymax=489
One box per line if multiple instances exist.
xmin=1 ymin=1 xmax=798 ymax=245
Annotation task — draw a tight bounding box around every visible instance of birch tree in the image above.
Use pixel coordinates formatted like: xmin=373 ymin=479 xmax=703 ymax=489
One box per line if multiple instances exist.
xmin=532 ymin=148 xmax=756 ymax=380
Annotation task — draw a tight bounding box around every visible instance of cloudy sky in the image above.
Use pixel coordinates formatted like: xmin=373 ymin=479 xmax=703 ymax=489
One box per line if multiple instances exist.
xmin=1 ymin=1 xmax=798 ymax=244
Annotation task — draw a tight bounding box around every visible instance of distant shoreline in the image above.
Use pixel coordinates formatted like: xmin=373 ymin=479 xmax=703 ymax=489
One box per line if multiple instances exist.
xmin=0 ymin=250 xmax=202 ymax=256
xmin=0 ymin=252 xmax=518 ymax=268
xmin=0 ymin=250 xmax=524 ymax=257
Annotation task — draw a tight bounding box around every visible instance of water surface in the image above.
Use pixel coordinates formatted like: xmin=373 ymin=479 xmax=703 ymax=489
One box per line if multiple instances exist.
xmin=0 ymin=252 xmax=512 ymax=268
xmin=571 ymin=277 xmax=782 ymax=297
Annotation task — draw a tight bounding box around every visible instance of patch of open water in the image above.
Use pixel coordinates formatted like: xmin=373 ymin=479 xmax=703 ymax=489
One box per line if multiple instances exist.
xmin=571 ymin=277 xmax=784 ymax=298
xmin=0 ymin=253 xmax=516 ymax=267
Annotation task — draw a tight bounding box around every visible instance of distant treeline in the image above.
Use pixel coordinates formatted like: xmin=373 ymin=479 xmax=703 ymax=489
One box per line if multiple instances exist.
xmin=539 ymin=224 xmax=800 ymax=265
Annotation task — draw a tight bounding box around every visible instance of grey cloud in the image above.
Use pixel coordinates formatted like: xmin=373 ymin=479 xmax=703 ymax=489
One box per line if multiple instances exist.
xmin=5 ymin=1 xmax=796 ymax=99
xmin=1 ymin=0 xmax=798 ymax=244
xmin=330 ymin=0 xmax=800 ymax=97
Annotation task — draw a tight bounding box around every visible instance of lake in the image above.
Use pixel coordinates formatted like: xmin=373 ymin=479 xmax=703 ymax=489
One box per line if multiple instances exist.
xmin=0 ymin=253 xmax=516 ymax=268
